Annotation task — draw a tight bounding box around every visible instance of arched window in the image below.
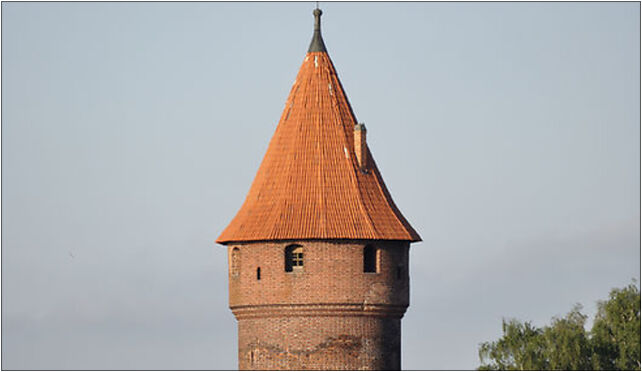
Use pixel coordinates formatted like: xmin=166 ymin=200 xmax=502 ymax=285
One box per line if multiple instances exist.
xmin=231 ymin=248 xmax=240 ymax=277
xmin=285 ymin=245 xmax=304 ymax=272
xmin=363 ymin=245 xmax=378 ymax=273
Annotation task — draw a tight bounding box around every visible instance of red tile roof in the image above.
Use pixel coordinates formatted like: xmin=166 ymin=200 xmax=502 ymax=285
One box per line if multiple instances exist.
xmin=216 ymin=19 xmax=420 ymax=244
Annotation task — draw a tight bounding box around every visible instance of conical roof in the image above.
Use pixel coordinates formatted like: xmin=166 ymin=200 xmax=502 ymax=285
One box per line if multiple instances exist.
xmin=216 ymin=10 xmax=420 ymax=244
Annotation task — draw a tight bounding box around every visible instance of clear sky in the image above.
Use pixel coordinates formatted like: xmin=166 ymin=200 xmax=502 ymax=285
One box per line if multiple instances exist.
xmin=2 ymin=2 xmax=639 ymax=370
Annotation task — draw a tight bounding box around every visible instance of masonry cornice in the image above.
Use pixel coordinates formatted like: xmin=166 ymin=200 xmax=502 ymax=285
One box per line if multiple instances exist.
xmin=231 ymin=303 xmax=408 ymax=320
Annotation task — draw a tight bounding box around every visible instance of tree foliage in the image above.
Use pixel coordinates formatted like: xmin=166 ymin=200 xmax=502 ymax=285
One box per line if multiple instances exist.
xmin=478 ymin=282 xmax=640 ymax=370
xmin=591 ymin=282 xmax=641 ymax=370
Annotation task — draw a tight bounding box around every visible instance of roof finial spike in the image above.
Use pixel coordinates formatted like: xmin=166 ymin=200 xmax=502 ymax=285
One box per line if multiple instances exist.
xmin=313 ymin=8 xmax=322 ymax=31
xmin=308 ymin=6 xmax=327 ymax=53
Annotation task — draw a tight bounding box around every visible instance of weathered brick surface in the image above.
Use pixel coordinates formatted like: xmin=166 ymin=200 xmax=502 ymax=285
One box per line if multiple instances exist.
xmin=238 ymin=316 xmax=401 ymax=370
xmin=228 ymin=240 xmax=410 ymax=370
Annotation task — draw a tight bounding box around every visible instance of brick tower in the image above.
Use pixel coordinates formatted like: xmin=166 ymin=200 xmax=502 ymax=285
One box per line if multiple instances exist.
xmin=216 ymin=9 xmax=421 ymax=370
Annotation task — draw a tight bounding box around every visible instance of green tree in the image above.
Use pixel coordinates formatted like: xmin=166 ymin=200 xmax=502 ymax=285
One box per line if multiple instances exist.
xmin=478 ymin=282 xmax=640 ymax=370
xmin=478 ymin=320 xmax=547 ymax=370
xmin=542 ymin=305 xmax=592 ymax=370
xmin=591 ymin=282 xmax=640 ymax=370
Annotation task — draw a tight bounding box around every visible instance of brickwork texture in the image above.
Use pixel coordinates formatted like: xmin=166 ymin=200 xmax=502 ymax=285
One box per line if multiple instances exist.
xmin=228 ymin=240 xmax=409 ymax=370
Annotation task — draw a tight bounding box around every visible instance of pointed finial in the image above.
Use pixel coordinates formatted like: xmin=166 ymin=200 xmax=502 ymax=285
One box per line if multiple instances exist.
xmin=313 ymin=8 xmax=322 ymax=30
xmin=308 ymin=7 xmax=327 ymax=52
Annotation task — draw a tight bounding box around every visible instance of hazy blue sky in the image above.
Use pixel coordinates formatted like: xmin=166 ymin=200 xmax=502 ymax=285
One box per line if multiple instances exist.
xmin=2 ymin=2 xmax=639 ymax=370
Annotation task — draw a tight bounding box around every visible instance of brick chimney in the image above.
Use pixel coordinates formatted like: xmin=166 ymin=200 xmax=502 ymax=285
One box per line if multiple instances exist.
xmin=354 ymin=123 xmax=367 ymax=171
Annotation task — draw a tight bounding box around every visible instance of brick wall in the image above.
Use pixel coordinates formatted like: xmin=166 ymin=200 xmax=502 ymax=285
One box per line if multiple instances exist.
xmin=227 ymin=240 xmax=410 ymax=370
xmin=238 ymin=316 xmax=401 ymax=370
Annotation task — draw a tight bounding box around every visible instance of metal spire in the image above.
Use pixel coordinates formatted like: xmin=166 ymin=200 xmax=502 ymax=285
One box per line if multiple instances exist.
xmin=307 ymin=6 xmax=327 ymax=52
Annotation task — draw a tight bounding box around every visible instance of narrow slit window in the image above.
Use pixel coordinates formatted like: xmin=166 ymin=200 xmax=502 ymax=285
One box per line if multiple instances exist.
xmin=363 ymin=245 xmax=377 ymax=273
xmin=231 ymin=248 xmax=240 ymax=277
xmin=285 ymin=245 xmax=304 ymax=272
xmin=256 ymin=267 xmax=261 ymax=280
